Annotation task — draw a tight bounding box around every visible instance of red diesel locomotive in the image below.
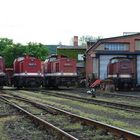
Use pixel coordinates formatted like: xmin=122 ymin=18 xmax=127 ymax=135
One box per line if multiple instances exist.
xmin=0 ymin=56 xmax=7 ymax=88
xmin=12 ymin=55 xmax=43 ymax=88
xmin=107 ymin=57 xmax=136 ymax=89
xmin=43 ymin=54 xmax=77 ymax=88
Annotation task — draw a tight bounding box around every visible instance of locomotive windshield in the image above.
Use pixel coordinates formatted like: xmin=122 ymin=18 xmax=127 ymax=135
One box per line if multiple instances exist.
xmin=110 ymin=57 xmax=130 ymax=64
xmin=49 ymin=57 xmax=57 ymax=62
xmin=110 ymin=59 xmax=119 ymax=63
xmin=48 ymin=55 xmax=68 ymax=62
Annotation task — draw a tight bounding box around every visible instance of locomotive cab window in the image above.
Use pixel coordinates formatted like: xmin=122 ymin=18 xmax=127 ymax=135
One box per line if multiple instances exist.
xmin=110 ymin=59 xmax=119 ymax=64
xmin=110 ymin=57 xmax=131 ymax=64
xmin=49 ymin=57 xmax=57 ymax=62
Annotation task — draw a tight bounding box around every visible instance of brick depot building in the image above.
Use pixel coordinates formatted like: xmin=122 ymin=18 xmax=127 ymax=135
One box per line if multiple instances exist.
xmin=86 ymin=33 xmax=140 ymax=85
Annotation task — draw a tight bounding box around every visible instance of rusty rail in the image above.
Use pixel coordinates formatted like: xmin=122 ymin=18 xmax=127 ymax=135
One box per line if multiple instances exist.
xmin=1 ymin=93 xmax=140 ymax=140
xmin=97 ymin=92 xmax=140 ymax=100
xmin=0 ymin=96 xmax=78 ymax=140
xmin=42 ymin=90 xmax=140 ymax=113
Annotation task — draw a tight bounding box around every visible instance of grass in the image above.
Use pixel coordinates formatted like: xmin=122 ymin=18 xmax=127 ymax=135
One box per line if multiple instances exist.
xmin=0 ymin=116 xmax=16 ymax=140
xmin=63 ymin=123 xmax=81 ymax=130
xmin=4 ymin=116 xmax=55 ymax=140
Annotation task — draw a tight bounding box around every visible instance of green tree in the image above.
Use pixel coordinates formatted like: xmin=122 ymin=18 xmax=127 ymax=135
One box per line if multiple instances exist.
xmin=2 ymin=45 xmax=15 ymax=67
xmin=0 ymin=38 xmax=49 ymax=67
xmin=14 ymin=43 xmax=26 ymax=57
xmin=0 ymin=38 xmax=14 ymax=54
xmin=25 ymin=42 xmax=49 ymax=60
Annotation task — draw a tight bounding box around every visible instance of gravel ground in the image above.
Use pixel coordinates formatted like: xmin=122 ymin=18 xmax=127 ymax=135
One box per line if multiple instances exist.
xmin=0 ymin=101 xmax=18 ymax=116
xmin=6 ymin=89 xmax=140 ymax=134
xmin=0 ymin=100 xmax=57 ymax=140
xmin=4 ymin=116 xmax=56 ymax=140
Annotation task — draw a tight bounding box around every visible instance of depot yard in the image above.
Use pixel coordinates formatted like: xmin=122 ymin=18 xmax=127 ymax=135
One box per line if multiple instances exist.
xmin=0 ymin=101 xmax=55 ymax=140
xmin=5 ymin=89 xmax=140 ymax=135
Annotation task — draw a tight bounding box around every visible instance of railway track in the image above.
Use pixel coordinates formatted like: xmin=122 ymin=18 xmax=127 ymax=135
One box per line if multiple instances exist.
xmin=0 ymin=99 xmax=57 ymax=140
xmin=0 ymin=94 xmax=78 ymax=140
xmin=97 ymin=92 xmax=140 ymax=100
xmin=39 ymin=90 xmax=140 ymax=113
xmin=1 ymin=91 xmax=140 ymax=140
xmin=57 ymin=87 xmax=140 ymax=99
xmin=0 ymin=98 xmax=18 ymax=118
xmin=56 ymin=87 xmax=140 ymax=100
xmin=5 ymin=88 xmax=140 ymax=112
xmin=4 ymin=87 xmax=140 ymax=100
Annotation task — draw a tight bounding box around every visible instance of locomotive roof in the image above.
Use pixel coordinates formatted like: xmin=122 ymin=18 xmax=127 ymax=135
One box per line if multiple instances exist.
xmin=16 ymin=55 xmax=37 ymax=62
xmin=48 ymin=54 xmax=68 ymax=58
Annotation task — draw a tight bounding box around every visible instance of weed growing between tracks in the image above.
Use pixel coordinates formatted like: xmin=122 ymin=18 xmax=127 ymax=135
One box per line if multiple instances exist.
xmin=0 ymin=102 xmax=17 ymax=116
xmin=39 ymin=113 xmax=116 ymax=139
xmin=4 ymin=116 xmax=56 ymax=140
xmin=0 ymin=116 xmax=16 ymax=140
xmin=96 ymin=96 xmax=140 ymax=107
xmin=7 ymin=90 xmax=140 ymax=134
xmin=0 ymin=99 xmax=57 ymax=140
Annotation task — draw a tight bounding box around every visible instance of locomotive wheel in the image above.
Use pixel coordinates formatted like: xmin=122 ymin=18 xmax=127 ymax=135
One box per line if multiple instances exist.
xmin=54 ymin=85 xmax=58 ymax=89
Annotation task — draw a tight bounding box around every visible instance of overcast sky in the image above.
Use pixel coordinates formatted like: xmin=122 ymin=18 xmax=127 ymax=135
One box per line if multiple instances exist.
xmin=0 ymin=0 xmax=139 ymax=45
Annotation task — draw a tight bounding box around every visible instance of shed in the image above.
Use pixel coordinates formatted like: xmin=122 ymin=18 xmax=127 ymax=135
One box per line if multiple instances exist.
xmin=86 ymin=33 xmax=140 ymax=85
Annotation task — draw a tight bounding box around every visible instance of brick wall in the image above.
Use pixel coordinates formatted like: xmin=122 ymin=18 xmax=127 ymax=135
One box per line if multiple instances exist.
xmin=103 ymin=35 xmax=140 ymax=52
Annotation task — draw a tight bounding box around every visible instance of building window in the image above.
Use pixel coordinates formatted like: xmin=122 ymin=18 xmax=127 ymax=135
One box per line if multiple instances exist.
xmin=104 ymin=43 xmax=129 ymax=51
xmin=135 ymin=40 xmax=140 ymax=50
xmin=78 ymin=54 xmax=84 ymax=61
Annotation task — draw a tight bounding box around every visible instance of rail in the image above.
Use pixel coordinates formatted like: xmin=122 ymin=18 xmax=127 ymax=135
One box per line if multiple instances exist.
xmin=0 ymin=95 xmax=78 ymax=140
xmin=1 ymin=92 xmax=140 ymax=140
